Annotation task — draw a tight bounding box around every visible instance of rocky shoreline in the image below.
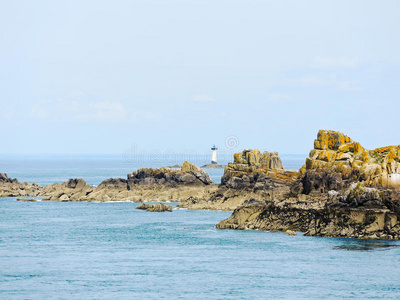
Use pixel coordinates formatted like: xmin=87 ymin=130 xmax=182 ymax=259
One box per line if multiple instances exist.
xmin=0 ymin=161 xmax=216 ymax=202
xmin=2 ymin=129 xmax=400 ymax=240
xmin=212 ymin=130 xmax=400 ymax=240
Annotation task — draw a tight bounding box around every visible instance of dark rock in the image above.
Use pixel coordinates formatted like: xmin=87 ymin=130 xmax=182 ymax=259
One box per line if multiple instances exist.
xmin=302 ymin=170 xmax=345 ymax=194
xmin=146 ymin=203 xmax=173 ymax=212
xmin=66 ymin=178 xmax=87 ymax=189
xmin=97 ymin=178 xmax=128 ymax=190
xmin=136 ymin=203 xmax=154 ymax=210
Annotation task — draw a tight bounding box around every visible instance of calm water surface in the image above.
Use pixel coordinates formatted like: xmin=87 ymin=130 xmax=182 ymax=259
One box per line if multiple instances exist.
xmin=1 ymin=156 xmax=399 ymax=299
xmin=1 ymin=199 xmax=400 ymax=299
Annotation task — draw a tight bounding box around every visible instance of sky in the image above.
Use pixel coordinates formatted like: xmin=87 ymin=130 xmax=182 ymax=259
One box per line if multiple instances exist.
xmin=0 ymin=0 xmax=399 ymax=156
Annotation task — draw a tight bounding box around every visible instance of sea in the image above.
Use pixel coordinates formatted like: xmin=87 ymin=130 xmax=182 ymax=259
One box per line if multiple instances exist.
xmin=1 ymin=155 xmax=400 ymax=299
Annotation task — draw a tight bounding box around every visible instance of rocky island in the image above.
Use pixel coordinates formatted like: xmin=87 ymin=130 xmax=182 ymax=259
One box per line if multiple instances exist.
xmin=215 ymin=130 xmax=400 ymax=240
xmin=0 ymin=161 xmax=217 ymax=202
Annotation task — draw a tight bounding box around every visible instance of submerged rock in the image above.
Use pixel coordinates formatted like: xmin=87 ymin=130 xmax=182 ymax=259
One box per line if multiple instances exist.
xmin=285 ymin=230 xmax=297 ymax=236
xmin=16 ymin=198 xmax=37 ymax=202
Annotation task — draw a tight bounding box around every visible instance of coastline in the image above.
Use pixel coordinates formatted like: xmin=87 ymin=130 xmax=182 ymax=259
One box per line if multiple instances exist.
xmin=2 ymin=129 xmax=400 ymax=240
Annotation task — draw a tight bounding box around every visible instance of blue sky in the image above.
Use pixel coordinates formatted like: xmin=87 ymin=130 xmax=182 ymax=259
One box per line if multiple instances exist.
xmin=1 ymin=0 xmax=399 ymax=155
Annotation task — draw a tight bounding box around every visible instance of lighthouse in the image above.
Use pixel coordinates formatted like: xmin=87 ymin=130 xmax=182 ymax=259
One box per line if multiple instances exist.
xmin=211 ymin=145 xmax=218 ymax=164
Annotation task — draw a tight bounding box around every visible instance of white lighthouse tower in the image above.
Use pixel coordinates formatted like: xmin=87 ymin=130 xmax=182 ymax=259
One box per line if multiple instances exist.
xmin=211 ymin=145 xmax=218 ymax=164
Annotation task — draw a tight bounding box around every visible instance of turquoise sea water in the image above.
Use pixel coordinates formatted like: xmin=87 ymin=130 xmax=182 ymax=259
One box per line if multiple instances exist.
xmin=1 ymin=199 xmax=400 ymax=299
xmin=1 ymin=156 xmax=400 ymax=299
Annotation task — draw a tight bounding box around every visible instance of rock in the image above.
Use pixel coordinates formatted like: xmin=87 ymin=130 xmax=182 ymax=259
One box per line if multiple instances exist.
xmin=146 ymin=203 xmax=173 ymax=212
xmin=39 ymin=178 xmax=93 ymax=201
xmin=213 ymin=130 xmax=400 ymax=240
xmin=0 ymin=173 xmax=41 ymax=197
xmin=303 ymin=129 xmax=400 ymax=193
xmin=16 ymin=198 xmax=37 ymax=202
xmin=97 ymin=178 xmax=128 ymax=190
xmin=136 ymin=203 xmax=154 ymax=210
xmin=0 ymin=173 xmax=18 ymax=184
xmin=216 ymin=200 xmax=400 ymax=240
xmin=181 ymin=161 xmax=213 ymax=185
xmin=59 ymin=194 xmax=69 ymax=201
xmin=127 ymin=162 xmax=213 ymax=187
xmin=328 ymin=190 xmax=339 ymax=200
xmin=221 ymin=149 xmax=298 ymax=191
xmin=66 ymin=178 xmax=87 ymax=189
xmin=285 ymin=230 xmax=297 ymax=236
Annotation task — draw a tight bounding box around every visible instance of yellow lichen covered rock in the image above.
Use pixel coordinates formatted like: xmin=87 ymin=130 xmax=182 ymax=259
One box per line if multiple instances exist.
xmin=221 ymin=149 xmax=298 ymax=190
xmin=304 ymin=130 xmax=400 ymax=191
xmin=314 ymin=130 xmax=353 ymax=150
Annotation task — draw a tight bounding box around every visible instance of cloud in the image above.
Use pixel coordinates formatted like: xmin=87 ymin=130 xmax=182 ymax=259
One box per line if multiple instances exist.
xmin=311 ymin=56 xmax=357 ymax=69
xmin=29 ymin=99 xmax=157 ymax=123
xmin=192 ymin=94 xmax=215 ymax=102
xmin=268 ymin=94 xmax=292 ymax=102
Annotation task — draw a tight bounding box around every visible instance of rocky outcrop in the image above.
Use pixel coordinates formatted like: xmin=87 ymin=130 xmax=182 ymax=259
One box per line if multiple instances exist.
xmin=127 ymin=161 xmax=212 ymax=187
xmin=136 ymin=202 xmax=173 ymax=212
xmin=0 ymin=173 xmax=41 ymax=197
xmin=17 ymin=162 xmax=215 ymax=202
xmin=301 ymin=130 xmax=400 ymax=194
xmin=41 ymin=178 xmax=93 ymax=201
xmin=180 ymin=149 xmax=299 ymax=211
xmin=221 ymin=149 xmax=298 ymax=191
xmin=136 ymin=203 xmax=154 ymax=210
xmin=216 ymin=184 xmax=400 ymax=239
xmin=216 ymin=130 xmax=400 ymax=240
xmin=82 ymin=162 xmax=214 ymax=202
xmin=147 ymin=203 xmax=173 ymax=212
xmin=0 ymin=173 xmax=18 ymax=184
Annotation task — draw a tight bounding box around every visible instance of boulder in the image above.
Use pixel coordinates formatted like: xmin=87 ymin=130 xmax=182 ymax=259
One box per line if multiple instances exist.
xmin=136 ymin=203 xmax=154 ymax=210
xmin=66 ymin=178 xmax=87 ymax=189
xmin=59 ymin=194 xmax=69 ymax=201
xmin=146 ymin=203 xmax=173 ymax=212
xmin=181 ymin=161 xmax=213 ymax=185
